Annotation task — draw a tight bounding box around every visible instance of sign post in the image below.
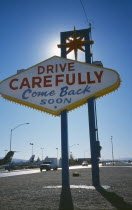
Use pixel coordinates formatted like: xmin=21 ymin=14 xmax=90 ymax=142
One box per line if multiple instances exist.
xmin=85 ymin=28 xmax=100 ymax=186
xmin=61 ymin=110 xmax=69 ymax=188
xmin=88 ymin=97 xmax=100 ymax=186
xmin=60 ymin=31 xmax=70 ymax=189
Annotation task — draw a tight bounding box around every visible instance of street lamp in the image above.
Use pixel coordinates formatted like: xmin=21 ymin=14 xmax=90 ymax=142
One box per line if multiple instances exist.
xmin=4 ymin=150 xmax=8 ymax=155
xmin=69 ymin=144 xmax=79 ymax=158
xmin=111 ymin=136 xmax=114 ymax=166
xmin=84 ymin=150 xmax=89 ymax=159
xmin=30 ymin=143 xmax=34 ymax=155
xmin=41 ymin=147 xmax=44 ymax=160
xmin=10 ymin=123 xmax=30 ymax=151
xmin=70 ymin=144 xmax=79 ymax=149
xmin=56 ymin=148 xmax=58 ymax=166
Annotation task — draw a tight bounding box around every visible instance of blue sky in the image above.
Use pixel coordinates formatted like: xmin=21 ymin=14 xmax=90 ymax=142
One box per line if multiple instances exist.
xmin=0 ymin=0 xmax=132 ymax=160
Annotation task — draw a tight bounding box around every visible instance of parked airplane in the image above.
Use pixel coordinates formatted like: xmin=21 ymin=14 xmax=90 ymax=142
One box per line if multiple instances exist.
xmin=5 ymin=154 xmax=35 ymax=171
xmin=0 ymin=151 xmax=14 ymax=166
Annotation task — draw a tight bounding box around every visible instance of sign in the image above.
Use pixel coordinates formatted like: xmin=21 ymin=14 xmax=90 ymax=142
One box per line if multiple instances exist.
xmin=0 ymin=56 xmax=120 ymax=116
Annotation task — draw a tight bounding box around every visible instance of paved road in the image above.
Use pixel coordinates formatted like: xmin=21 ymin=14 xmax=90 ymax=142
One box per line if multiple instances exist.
xmin=0 ymin=164 xmax=131 ymax=178
xmin=0 ymin=165 xmax=90 ymax=178
xmin=0 ymin=166 xmax=132 ymax=210
xmin=0 ymin=168 xmax=40 ymax=177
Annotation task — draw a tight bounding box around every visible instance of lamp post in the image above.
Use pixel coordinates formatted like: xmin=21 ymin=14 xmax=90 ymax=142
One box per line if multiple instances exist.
xmin=69 ymin=144 xmax=79 ymax=156
xmin=70 ymin=144 xmax=79 ymax=149
xmin=69 ymin=144 xmax=79 ymax=164
xmin=56 ymin=148 xmax=58 ymax=166
xmin=84 ymin=150 xmax=88 ymax=159
xmin=41 ymin=147 xmax=44 ymax=160
xmin=4 ymin=150 xmax=8 ymax=155
xmin=30 ymin=143 xmax=34 ymax=155
xmin=10 ymin=123 xmax=30 ymax=151
xmin=111 ymin=136 xmax=114 ymax=166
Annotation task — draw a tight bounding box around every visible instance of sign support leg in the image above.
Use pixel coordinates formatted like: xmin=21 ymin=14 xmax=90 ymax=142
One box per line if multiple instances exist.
xmin=61 ymin=110 xmax=70 ymax=189
xmin=88 ymin=97 xmax=100 ymax=186
xmin=85 ymin=28 xmax=100 ymax=186
xmin=60 ymin=31 xmax=70 ymax=189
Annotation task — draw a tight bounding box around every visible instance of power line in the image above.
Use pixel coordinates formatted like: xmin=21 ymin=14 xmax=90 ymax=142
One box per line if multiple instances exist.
xmin=80 ymin=0 xmax=91 ymax=27
xmin=80 ymin=0 xmax=95 ymax=28
xmin=80 ymin=0 xmax=94 ymax=62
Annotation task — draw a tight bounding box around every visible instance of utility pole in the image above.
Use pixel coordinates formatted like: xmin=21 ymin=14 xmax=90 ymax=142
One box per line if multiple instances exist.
xmin=56 ymin=148 xmax=58 ymax=166
xmin=41 ymin=148 xmax=44 ymax=160
xmin=30 ymin=143 xmax=34 ymax=155
xmin=10 ymin=123 xmax=29 ymax=151
xmin=111 ymin=136 xmax=114 ymax=166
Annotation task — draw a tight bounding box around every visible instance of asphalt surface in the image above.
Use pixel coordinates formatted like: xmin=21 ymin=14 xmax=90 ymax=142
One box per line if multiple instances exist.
xmin=0 ymin=166 xmax=132 ymax=210
xmin=0 ymin=164 xmax=132 ymax=178
xmin=0 ymin=165 xmax=91 ymax=178
xmin=0 ymin=168 xmax=40 ymax=177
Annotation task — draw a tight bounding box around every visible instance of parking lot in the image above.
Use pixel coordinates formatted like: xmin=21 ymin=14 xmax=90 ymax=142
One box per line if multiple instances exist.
xmin=0 ymin=166 xmax=132 ymax=209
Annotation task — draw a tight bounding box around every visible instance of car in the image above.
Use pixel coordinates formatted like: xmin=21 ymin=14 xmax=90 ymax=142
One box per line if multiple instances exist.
xmin=82 ymin=161 xmax=88 ymax=166
xmin=40 ymin=161 xmax=58 ymax=172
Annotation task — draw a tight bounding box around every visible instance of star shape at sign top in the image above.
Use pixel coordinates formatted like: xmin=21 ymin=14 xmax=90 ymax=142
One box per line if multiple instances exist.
xmin=57 ymin=27 xmax=94 ymax=60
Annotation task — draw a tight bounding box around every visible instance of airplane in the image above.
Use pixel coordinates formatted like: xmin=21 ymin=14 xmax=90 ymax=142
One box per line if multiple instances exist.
xmin=5 ymin=154 xmax=35 ymax=171
xmin=0 ymin=151 xmax=14 ymax=166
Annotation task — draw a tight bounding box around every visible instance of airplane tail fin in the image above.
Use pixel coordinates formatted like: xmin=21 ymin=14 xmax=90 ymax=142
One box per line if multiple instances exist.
xmin=29 ymin=155 xmax=35 ymax=163
xmin=4 ymin=151 xmax=14 ymax=163
xmin=0 ymin=151 xmax=14 ymax=165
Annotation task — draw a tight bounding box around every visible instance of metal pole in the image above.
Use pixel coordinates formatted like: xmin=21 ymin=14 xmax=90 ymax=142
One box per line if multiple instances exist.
xmin=61 ymin=110 xmax=70 ymax=188
xmin=10 ymin=129 xmax=12 ymax=151
xmin=30 ymin=143 xmax=34 ymax=155
xmin=4 ymin=150 xmax=8 ymax=155
xmin=60 ymin=31 xmax=70 ymax=189
xmin=84 ymin=150 xmax=88 ymax=159
xmin=111 ymin=136 xmax=114 ymax=166
xmin=69 ymin=144 xmax=79 ymax=158
xmin=85 ymin=28 xmax=100 ymax=186
xmin=10 ymin=123 xmax=29 ymax=151
xmin=41 ymin=148 xmax=44 ymax=160
xmin=88 ymin=97 xmax=100 ymax=186
xmin=56 ymin=148 xmax=58 ymax=166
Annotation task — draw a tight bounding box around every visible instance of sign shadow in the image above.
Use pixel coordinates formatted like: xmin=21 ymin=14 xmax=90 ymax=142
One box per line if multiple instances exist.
xmin=95 ymin=185 xmax=132 ymax=210
xmin=59 ymin=187 xmax=74 ymax=210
